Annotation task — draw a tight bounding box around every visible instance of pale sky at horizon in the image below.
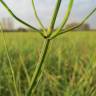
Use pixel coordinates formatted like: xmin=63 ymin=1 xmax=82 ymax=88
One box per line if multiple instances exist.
xmin=0 ymin=0 xmax=96 ymax=29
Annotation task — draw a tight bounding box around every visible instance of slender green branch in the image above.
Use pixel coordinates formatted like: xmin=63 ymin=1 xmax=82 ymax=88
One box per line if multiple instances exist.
xmin=0 ymin=25 xmax=19 ymax=96
xmin=0 ymin=0 xmax=45 ymax=37
xmin=54 ymin=0 xmax=74 ymax=35
xmin=48 ymin=0 xmax=62 ymax=36
xmin=0 ymin=0 xmax=37 ymax=31
xmin=50 ymin=8 xmax=96 ymax=40
xmin=26 ymin=39 xmax=50 ymax=96
xmin=32 ymin=0 xmax=46 ymax=35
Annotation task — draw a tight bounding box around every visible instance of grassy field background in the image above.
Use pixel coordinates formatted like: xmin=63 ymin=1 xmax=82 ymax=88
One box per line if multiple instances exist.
xmin=0 ymin=32 xmax=96 ymax=96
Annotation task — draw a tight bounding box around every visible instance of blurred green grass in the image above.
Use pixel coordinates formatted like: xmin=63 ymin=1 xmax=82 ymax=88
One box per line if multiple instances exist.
xmin=0 ymin=32 xmax=96 ymax=96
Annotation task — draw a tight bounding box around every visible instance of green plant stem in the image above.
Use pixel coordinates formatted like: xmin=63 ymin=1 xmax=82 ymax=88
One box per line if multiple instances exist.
xmin=50 ymin=7 xmax=96 ymax=40
xmin=32 ymin=0 xmax=46 ymax=35
xmin=0 ymin=0 xmax=44 ymax=37
xmin=27 ymin=39 xmax=50 ymax=96
xmin=48 ymin=0 xmax=62 ymax=36
xmin=54 ymin=0 xmax=74 ymax=34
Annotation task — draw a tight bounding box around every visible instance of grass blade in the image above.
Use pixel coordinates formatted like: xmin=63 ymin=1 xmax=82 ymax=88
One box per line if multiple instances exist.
xmin=0 ymin=24 xmax=19 ymax=96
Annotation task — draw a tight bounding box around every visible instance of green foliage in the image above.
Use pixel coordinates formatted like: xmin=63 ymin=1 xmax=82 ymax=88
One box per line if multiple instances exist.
xmin=0 ymin=32 xmax=96 ymax=96
xmin=0 ymin=0 xmax=96 ymax=95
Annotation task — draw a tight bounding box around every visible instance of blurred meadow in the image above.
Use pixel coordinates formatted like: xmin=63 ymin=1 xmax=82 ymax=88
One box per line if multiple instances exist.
xmin=0 ymin=32 xmax=96 ymax=96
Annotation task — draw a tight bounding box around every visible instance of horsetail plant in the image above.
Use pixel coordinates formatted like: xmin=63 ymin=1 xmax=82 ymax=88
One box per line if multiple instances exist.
xmin=0 ymin=0 xmax=96 ymax=96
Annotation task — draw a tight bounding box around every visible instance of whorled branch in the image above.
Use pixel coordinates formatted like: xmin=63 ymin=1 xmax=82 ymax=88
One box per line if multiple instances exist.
xmin=31 ymin=0 xmax=46 ymax=35
xmin=54 ymin=0 xmax=74 ymax=35
xmin=48 ymin=0 xmax=62 ymax=36
xmin=0 ymin=0 xmax=44 ymax=37
xmin=50 ymin=8 xmax=96 ymax=40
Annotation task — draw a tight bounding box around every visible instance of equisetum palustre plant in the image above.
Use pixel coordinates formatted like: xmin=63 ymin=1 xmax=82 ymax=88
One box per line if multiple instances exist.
xmin=0 ymin=0 xmax=96 ymax=96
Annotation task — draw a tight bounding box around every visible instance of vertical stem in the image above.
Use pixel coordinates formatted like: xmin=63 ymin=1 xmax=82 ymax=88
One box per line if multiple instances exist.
xmin=55 ymin=0 xmax=74 ymax=34
xmin=27 ymin=39 xmax=50 ymax=96
xmin=48 ymin=0 xmax=62 ymax=36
